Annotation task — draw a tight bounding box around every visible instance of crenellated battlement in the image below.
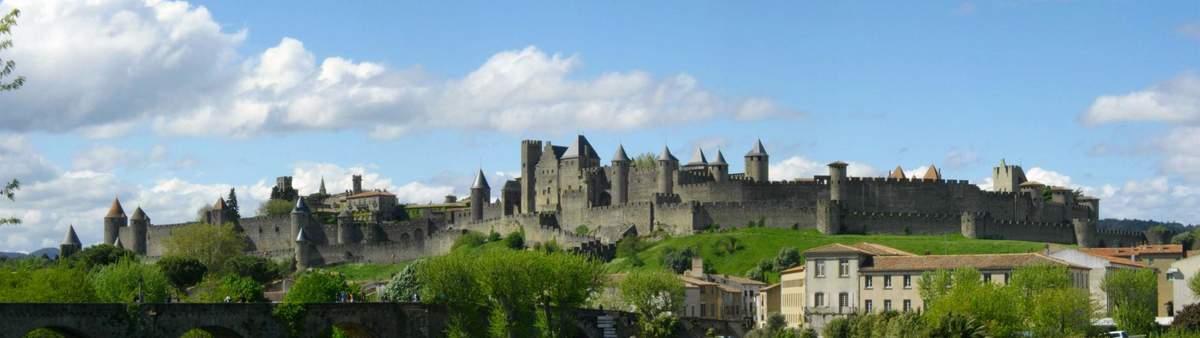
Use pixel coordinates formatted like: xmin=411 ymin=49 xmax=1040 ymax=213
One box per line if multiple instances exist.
xmin=843 ymin=176 xmax=972 ymax=185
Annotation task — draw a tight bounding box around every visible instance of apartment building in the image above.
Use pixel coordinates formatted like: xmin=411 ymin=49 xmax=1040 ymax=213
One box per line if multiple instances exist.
xmin=756 ymin=283 xmax=780 ymax=328
xmin=1049 ymin=248 xmax=1148 ymax=314
xmin=1083 ymin=244 xmax=1185 ymax=316
xmin=779 ymin=265 xmax=805 ymax=328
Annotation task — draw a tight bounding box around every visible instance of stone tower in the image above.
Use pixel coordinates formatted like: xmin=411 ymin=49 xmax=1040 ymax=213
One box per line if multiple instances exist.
xmin=470 ymin=170 xmax=490 ymax=221
xmin=129 ymin=207 xmax=149 ymax=255
xmin=103 ymin=197 xmax=127 ymax=246
xmin=209 ymin=197 xmax=229 ymax=226
xmin=337 ymin=208 xmax=353 ymax=245
xmin=991 ymin=159 xmax=1027 ymax=193
xmin=612 ymin=145 xmax=630 ymax=204
xmin=295 ymin=227 xmax=312 ymax=271
xmin=745 ymin=139 xmax=769 ymax=183
xmin=1073 ymin=218 xmax=1097 ymax=248
xmin=520 ymin=140 xmax=543 ymax=214
xmin=684 ymin=147 xmax=708 ymax=171
xmin=290 ymin=197 xmax=310 ymax=244
xmin=828 ymin=161 xmax=848 ymax=202
xmin=59 ymin=225 xmax=82 ymax=259
xmin=352 ymin=174 xmax=363 ymax=194
xmin=710 ymin=150 xmax=729 ymax=182
xmin=657 ymin=146 xmax=678 ymax=195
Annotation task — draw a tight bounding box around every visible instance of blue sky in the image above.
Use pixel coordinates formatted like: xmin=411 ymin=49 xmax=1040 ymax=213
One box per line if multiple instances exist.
xmin=0 ymin=0 xmax=1197 ymax=252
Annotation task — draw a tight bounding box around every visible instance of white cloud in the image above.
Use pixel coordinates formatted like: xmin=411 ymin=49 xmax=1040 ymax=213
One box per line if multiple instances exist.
xmin=1162 ymin=126 xmax=1200 ymax=181
xmin=770 ymin=156 xmax=879 ymax=181
xmin=288 ymin=162 xmax=455 ymax=204
xmin=0 ymin=1 xmax=797 ymax=138
xmin=0 ymin=135 xmax=57 ymax=181
xmin=1089 ymin=176 xmax=1200 ymax=224
xmin=1026 ymin=167 xmax=1074 ymax=188
xmin=1082 ymin=72 xmax=1200 ymax=125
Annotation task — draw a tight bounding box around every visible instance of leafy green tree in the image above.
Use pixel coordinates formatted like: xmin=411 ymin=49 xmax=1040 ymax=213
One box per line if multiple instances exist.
xmin=821 ymin=316 xmax=852 ymax=338
xmin=773 ymin=247 xmax=801 ymax=272
xmin=89 ymin=258 xmax=170 ymax=303
xmin=163 ymin=223 xmax=246 ymax=271
xmin=924 ymin=313 xmax=987 ymax=338
xmin=380 ymin=261 xmax=421 ymax=303
xmin=0 ymin=178 xmax=17 ymax=225
xmin=74 ymin=244 xmax=137 ymax=271
xmin=631 ymin=153 xmax=656 ymax=169
xmin=1190 ymin=271 xmax=1200 ymax=299
xmin=619 ymin=270 xmax=684 ymax=338
xmin=661 ymin=247 xmax=697 ymax=274
xmin=477 ymin=249 xmax=539 ymax=337
xmin=0 ymin=8 xmax=24 ymax=91
xmin=534 ymin=251 xmax=604 ymax=338
xmin=257 ymin=199 xmax=294 ymax=217
xmin=284 ymin=270 xmax=361 ymax=303
xmin=1103 ymin=269 xmax=1158 ymax=334
xmin=223 ymin=255 xmax=282 ymax=284
xmin=0 ymin=264 xmax=96 ymax=302
xmin=417 ymin=253 xmax=489 ymax=338
xmin=190 ymin=274 xmax=266 ymax=303
xmin=156 ymin=256 xmax=207 ymax=290
xmin=1026 ymin=287 xmax=1094 ymax=337
xmin=921 ymin=268 xmax=1022 ymax=337
xmin=1172 ymin=303 xmax=1200 ymax=332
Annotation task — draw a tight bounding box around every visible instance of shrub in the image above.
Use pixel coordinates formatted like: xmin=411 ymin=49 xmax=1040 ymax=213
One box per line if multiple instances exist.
xmin=451 ymin=231 xmax=487 ymax=251
xmin=256 ymin=199 xmax=293 ymax=217
xmin=773 ymin=247 xmax=801 ymax=272
xmin=616 ymin=236 xmax=646 ymax=258
xmin=193 ymin=274 xmax=265 ymax=303
xmin=89 ymin=258 xmax=170 ymax=303
xmin=925 ymin=313 xmax=987 ymax=338
xmin=1172 ymin=303 xmax=1200 ymax=332
xmin=575 ymin=225 xmax=589 ymax=236
xmin=223 ymin=255 xmax=282 ymax=284
xmin=822 ymin=316 xmax=853 ymax=338
xmin=156 ymin=256 xmax=207 ymax=290
xmin=503 ymin=229 xmax=526 ymax=250
xmin=284 ymin=270 xmax=362 ymax=303
xmin=0 ymin=264 xmax=96 ymax=303
xmin=380 ymin=262 xmax=421 ymax=303
xmin=661 ymin=247 xmax=697 ymax=274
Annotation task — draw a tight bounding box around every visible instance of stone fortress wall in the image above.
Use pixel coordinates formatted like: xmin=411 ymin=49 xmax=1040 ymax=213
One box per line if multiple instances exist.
xmin=92 ymin=135 xmax=1148 ymax=269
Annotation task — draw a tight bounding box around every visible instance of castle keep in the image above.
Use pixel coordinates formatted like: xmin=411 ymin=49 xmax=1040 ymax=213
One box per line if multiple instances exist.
xmin=77 ymin=135 xmax=1147 ymax=267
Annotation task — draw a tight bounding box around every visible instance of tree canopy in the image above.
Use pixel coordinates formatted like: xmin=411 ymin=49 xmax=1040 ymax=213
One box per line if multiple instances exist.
xmin=163 ymin=223 xmax=247 ymax=270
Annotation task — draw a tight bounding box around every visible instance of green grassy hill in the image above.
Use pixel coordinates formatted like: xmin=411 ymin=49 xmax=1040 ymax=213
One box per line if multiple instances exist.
xmin=604 ymin=228 xmax=1056 ymax=283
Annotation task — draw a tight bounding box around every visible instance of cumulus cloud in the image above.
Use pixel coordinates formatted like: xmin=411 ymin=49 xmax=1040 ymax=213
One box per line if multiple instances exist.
xmin=770 ymin=156 xmax=879 ymax=181
xmin=0 ymin=0 xmax=797 ymax=139
xmin=1162 ymin=126 xmax=1200 ymax=181
xmin=1082 ymin=72 xmax=1200 ymax=125
xmin=288 ymin=162 xmax=455 ymax=203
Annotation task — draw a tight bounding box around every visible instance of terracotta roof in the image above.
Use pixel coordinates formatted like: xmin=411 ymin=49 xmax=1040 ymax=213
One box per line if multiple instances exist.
xmin=803 ymin=242 xmax=915 ymax=257
xmin=718 ymin=274 xmax=767 ymax=285
xmin=348 ymin=191 xmax=396 ymax=199
xmin=889 ymin=166 xmax=906 ymax=179
xmin=105 ymin=197 xmax=126 ymax=218
xmin=1082 ymin=244 xmax=1184 ymax=258
xmin=680 ymin=275 xmax=717 ymax=286
xmin=922 ymin=164 xmax=941 ymax=180
xmin=780 ymin=265 xmax=805 ymax=274
xmin=860 ymin=253 xmax=1087 ymax=272
xmin=1097 ymin=255 xmax=1148 ymax=268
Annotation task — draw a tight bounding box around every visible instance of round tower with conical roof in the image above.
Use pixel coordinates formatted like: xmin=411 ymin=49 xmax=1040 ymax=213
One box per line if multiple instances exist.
xmin=745 ymin=139 xmax=769 ymax=183
xmin=295 ymin=227 xmax=312 ymax=271
xmin=470 ymin=170 xmax=490 ymax=221
xmin=130 ymin=207 xmax=149 ymax=255
xmin=290 ymin=197 xmax=310 ymax=244
xmin=103 ymin=197 xmax=127 ymax=246
xmin=657 ymin=146 xmax=679 ymax=195
xmin=612 ymin=145 xmax=630 ymax=204
xmin=709 ymin=150 xmax=729 ymax=182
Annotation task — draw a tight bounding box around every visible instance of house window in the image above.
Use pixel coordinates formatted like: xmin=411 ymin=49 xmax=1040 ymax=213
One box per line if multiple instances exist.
xmin=815 ymin=292 xmax=825 ymax=307
xmin=839 ymin=259 xmax=850 ymax=277
xmin=864 ymin=299 xmax=873 ymax=313
xmin=884 ymin=299 xmax=892 ymax=311
xmin=884 ymin=275 xmax=893 ymax=289
xmin=864 ymin=276 xmax=874 ymax=289
xmin=839 ymin=292 xmax=849 ymax=309
xmin=903 ymin=275 xmax=912 ymax=289
xmin=903 ymin=299 xmax=912 ymax=312
xmin=816 ymin=260 xmax=826 ymax=278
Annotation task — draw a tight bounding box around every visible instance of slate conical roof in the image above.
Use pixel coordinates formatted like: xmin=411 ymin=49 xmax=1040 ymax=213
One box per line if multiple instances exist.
xmin=472 ymin=170 xmax=490 ymax=189
xmin=713 ymin=150 xmax=728 ymax=166
xmin=293 ymin=197 xmax=310 ymax=213
xmin=613 ymin=145 xmax=630 ymax=162
xmin=560 ymin=135 xmax=598 ymax=160
xmin=295 ymin=227 xmax=309 ymax=242
xmin=923 ymin=164 xmax=942 ymax=180
xmin=658 ymin=145 xmax=678 ymax=162
xmin=889 ymin=166 xmax=906 ymax=179
xmin=106 ymin=197 xmax=126 ymax=218
xmin=131 ymin=207 xmax=148 ymax=221
xmin=213 ymin=197 xmax=227 ymax=210
xmin=687 ymin=148 xmax=708 ymax=166
xmin=62 ymin=225 xmax=81 ymax=246
xmin=746 ymin=139 xmax=768 ymax=157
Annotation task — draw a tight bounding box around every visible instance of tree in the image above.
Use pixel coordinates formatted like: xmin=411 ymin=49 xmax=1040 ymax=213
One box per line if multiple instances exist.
xmin=163 ymin=223 xmax=247 ymax=271
xmin=74 ymin=244 xmax=137 ymax=271
xmin=773 ymin=247 xmax=801 ymax=272
xmin=227 ymin=188 xmax=240 ymax=219
xmin=156 ymin=256 xmax=207 ymax=290
xmin=89 ymin=258 xmax=171 ymax=303
xmin=381 ymin=261 xmax=422 ymax=303
xmin=257 ymin=199 xmax=294 ymax=217
xmin=1026 ymin=287 xmax=1094 ymax=337
xmin=1172 ymin=303 xmax=1200 ymax=332
xmin=417 ymin=252 xmax=489 ymax=338
xmin=503 ymin=229 xmax=526 ymax=250
xmin=0 ymin=9 xmax=24 ymax=91
xmin=283 ymin=270 xmax=362 ymax=303
xmin=0 ymin=178 xmax=17 ymax=225
xmin=223 ymin=255 xmax=282 ymax=284
xmin=476 ymin=249 xmax=539 ymax=337
xmin=451 ymin=231 xmax=487 ymax=251
xmin=0 ymin=264 xmax=96 ymax=303
xmin=1103 ymin=269 xmax=1158 ymax=334
xmin=534 ymin=251 xmax=604 ymax=338
xmin=619 ymin=270 xmax=684 ymax=338
xmin=1191 ymin=270 xmax=1200 ymax=299
xmin=661 ymin=247 xmax=697 ymax=274
xmin=631 ymin=153 xmax=656 ymax=169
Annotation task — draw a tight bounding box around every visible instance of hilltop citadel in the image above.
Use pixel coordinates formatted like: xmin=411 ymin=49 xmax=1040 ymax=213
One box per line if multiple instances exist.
xmin=64 ymin=135 xmax=1153 ymax=267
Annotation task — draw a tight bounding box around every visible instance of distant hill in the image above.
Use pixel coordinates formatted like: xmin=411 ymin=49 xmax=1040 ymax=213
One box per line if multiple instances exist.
xmin=1098 ymin=218 xmax=1193 ymax=233
xmin=0 ymin=247 xmax=59 ymax=259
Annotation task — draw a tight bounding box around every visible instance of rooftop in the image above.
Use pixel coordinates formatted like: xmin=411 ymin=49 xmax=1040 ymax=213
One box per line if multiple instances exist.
xmin=860 ymin=253 xmax=1086 ymax=272
xmin=1082 ymin=244 xmax=1185 ymax=258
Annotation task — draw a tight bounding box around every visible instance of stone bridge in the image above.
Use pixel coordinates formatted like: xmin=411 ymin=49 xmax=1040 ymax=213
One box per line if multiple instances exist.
xmin=0 ymin=303 xmax=747 ymax=338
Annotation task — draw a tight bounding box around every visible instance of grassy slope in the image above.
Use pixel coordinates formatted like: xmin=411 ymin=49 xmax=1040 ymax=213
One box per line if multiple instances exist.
xmin=604 ymin=228 xmax=1053 ymax=283
xmin=323 ymin=262 xmax=410 ymax=282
